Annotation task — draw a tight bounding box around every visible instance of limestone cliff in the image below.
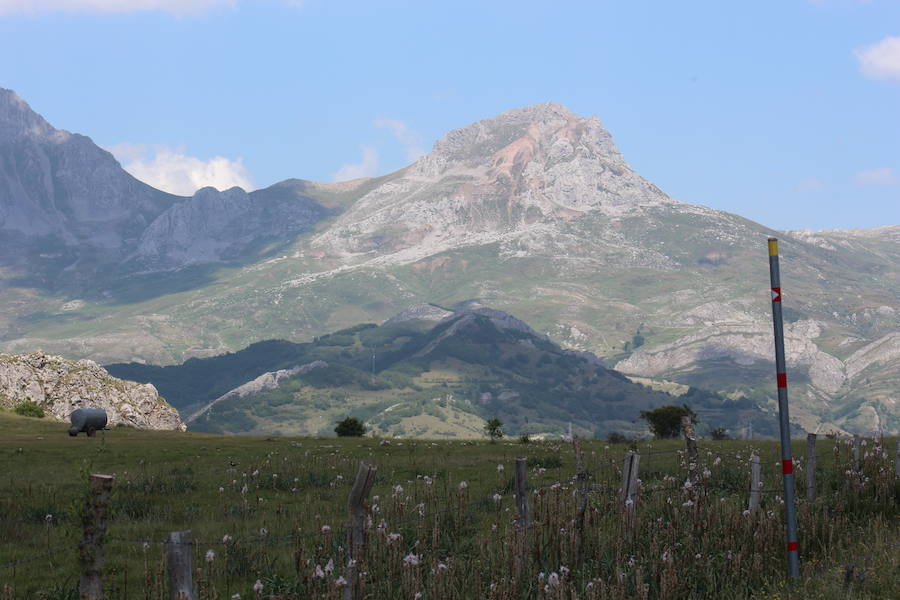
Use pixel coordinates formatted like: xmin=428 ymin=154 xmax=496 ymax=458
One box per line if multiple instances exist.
xmin=0 ymin=350 xmax=184 ymax=430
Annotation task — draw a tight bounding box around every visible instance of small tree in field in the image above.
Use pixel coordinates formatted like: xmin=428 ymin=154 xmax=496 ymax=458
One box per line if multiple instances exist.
xmin=335 ymin=417 xmax=366 ymax=437
xmin=484 ymin=418 xmax=504 ymax=442
xmin=639 ymin=404 xmax=697 ymax=439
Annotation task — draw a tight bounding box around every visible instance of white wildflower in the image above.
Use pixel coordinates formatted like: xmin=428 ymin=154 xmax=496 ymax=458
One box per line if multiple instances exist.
xmin=205 ymin=549 xmax=215 ymax=563
xmin=458 ymin=481 xmax=468 ymax=490
xmin=547 ymin=572 xmax=560 ymax=587
xmin=403 ymin=553 xmax=420 ymax=567
xmin=315 ymin=564 xmax=325 ymax=579
xmin=493 ymin=493 xmax=502 ymax=504
xmin=222 ymin=534 xmax=232 ymax=543
xmin=325 ymin=558 xmax=334 ymax=574
xmin=321 ymin=525 xmax=331 ymax=533
xmin=252 ymin=580 xmax=263 ymax=593
xmin=496 ymin=464 xmax=504 ymax=472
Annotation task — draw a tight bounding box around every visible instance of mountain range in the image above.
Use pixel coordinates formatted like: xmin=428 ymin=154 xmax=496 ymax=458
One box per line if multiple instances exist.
xmin=1 ymin=87 xmax=897 ymax=435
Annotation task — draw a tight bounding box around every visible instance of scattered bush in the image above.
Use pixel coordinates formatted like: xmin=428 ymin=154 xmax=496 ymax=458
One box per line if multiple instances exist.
xmin=334 ymin=417 xmax=366 ymax=437
xmin=15 ymin=401 xmax=45 ymax=418
xmin=710 ymin=427 xmax=729 ymax=440
xmin=484 ymin=417 xmax=504 ymax=442
xmin=518 ymin=433 xmax=531 ymax=444
xmin=639 ymin=404 xmax=697 ymax=439
xmin=607 ymin=431 xmax=629 ymax=444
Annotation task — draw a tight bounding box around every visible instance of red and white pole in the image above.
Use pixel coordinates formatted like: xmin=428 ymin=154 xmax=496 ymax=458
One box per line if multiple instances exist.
xmin=767 ymin=237 xmax=800 ymax=579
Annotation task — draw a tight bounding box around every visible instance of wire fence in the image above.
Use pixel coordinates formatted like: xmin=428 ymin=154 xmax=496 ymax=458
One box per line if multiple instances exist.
xmin=1 ymin=434 xmax=896 ymax=600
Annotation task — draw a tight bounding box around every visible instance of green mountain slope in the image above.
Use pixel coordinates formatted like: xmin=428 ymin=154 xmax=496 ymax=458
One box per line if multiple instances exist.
xmin=108 ymin=306 xmax=775 ymax=439
xmin=3 ymin=98 xmax=897 ymax=435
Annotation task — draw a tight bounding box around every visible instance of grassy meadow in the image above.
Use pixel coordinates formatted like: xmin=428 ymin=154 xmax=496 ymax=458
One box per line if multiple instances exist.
xmin=0 ymin=410 xmax=897 ymax=599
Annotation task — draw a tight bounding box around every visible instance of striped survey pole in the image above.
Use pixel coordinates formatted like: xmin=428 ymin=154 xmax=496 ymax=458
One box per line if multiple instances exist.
xmin=767 ymin=237 xmax=800 ymax=579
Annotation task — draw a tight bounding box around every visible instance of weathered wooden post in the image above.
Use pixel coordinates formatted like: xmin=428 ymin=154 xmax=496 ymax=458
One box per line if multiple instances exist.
xmin=79 ymin=473 xmax=114 ymax=600
xmin=806 ymin=433 xmax=816 ymax=502
xmin=514 ymin=457 xmax=530 ymax=531
xmin=852 ymin=434 xmax=861 ymax=473
xmin=513 ymin=457 xmax=530 ymax=596
xmin=895 ymin=440 xmax=900 ymax=478
xmin=620 ymin=450 xmax=640 ymax=539
xmin=573 ymin=437 xmax=588 ymax=564
xmin=344 ymin=461 xmax=377 ymax=600
xmin=681 ymin=416 xmax=699 ymax=487
xmin=166 ymin=530 xmax=195 ymax=600
xmin=748 ymin=454 xmax=761 ymax=513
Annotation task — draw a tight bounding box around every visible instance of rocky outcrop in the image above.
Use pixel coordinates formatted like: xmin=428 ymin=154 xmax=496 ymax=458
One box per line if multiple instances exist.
xmin=185 ymin=360 xmax=328 ymax=424
xmin=0 ymin=350 xmax=184 ymax=430
xmin=312 ymin=102 xmax=677 ymax=264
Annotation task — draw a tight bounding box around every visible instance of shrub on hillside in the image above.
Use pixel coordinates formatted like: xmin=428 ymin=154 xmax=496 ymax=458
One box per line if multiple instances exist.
xmin=710 ymin=427 xmax=729 ymax=440
xmin=15 ymin=401 xmax=45 ymax=418
xmin=607 ymin=431 xmax=629 ymax=444
xmin=334 ymin=417 xmax=366 ymax=437
xmin=639 ymin=404 xmax=697 ymax=439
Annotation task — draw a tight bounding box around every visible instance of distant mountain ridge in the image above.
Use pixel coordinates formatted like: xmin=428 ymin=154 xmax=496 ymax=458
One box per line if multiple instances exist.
xmin=108 ymin=305 xmax=770 ymax=439
xmin=0 ymin=87 xmax=328 ymax=282
xmin=1 ymin=88 xmax=898 ymax=435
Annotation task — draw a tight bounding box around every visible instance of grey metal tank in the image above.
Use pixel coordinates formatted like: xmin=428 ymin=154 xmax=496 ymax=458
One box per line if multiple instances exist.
xmin=69 ymin=408 xmax=108 ymax=437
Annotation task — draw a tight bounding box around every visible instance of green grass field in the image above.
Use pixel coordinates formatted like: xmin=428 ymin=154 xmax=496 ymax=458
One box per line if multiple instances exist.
xmin=1 ymin=410 xmax=897 ymax=599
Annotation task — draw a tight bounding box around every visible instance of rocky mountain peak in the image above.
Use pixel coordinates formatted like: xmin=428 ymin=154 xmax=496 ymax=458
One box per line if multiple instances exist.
xmin=414 ymin=101 xmax=621 ymax=175
xmin=315 ymin=102 xmax=676 ymax=261
xmin=0 ymin=87 xmax=57 ymax=140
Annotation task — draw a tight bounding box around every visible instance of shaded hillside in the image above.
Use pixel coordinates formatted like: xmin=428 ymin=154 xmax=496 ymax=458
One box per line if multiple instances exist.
xmin=110 ymin=307 xmax=773 ymax=438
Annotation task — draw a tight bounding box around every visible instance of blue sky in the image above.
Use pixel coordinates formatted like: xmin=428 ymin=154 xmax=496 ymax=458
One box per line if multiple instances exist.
xmin=0 ymin=0 xmax=898 ymax=231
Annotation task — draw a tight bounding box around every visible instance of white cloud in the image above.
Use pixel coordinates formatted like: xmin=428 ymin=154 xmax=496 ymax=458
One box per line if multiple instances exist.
xmin=854 ymin=36 xmax=900 ymax=82
xmin=0 ymin=0 xmax=236 ymax=15
xmin=108 ymin=143 xmax=255 ymax=196
xmin=332 ymin=146 xmax=379 ymax=182
xmin=374 ymin=118 xmax=425 ymax=162
xmin=853 ymin=167 xmax=898 ymax=186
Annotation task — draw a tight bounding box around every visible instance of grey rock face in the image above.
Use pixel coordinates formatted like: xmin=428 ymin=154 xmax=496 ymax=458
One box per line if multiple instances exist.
xmin=313 ymin=102 xmax=676 ymax=263
xmin=383 ymin=303 xmax=455 ymax=326
xmin=0 ymin=87 xmax=328 ymax=276
xmin=0 ymin=350 xmax=184 ymax=430
xmin=185 ymin=360 xmax=328 ymax=424
xmin=129 ymin=185 xmax=327 ymax=270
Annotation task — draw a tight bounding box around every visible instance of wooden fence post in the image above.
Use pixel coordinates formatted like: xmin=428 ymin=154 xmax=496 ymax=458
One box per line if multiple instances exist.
xmin=852 ymin=434 xmax=861 ymax=472
xmin=620 ymin=451 xmax=640 ymax=507
xmin=79 ymin=473 xmax=114 ymax=600
xmin=344 ymin=461 xmax=377 ymax=600
xmin=166 ymin=530 xmax=195 ymax=600
xmin=513 ymin=457 xmax=530 ymax=596
xmin=806 ymin=433 xmax=816 ymax=502
xmin=748 ymin=454 xmax=761 ymax=513
xmin=573 ymin=437 xmax=588 ymax=564
xmin=621 ymin=451 xmax=640 ymax=539
xmin=515 ymin=457 xmax=530 ymax=531
xmin=895 ymin=440 xmax=900 ymax=478
xmin=681 ymin=416 xmax=699 ymax=486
